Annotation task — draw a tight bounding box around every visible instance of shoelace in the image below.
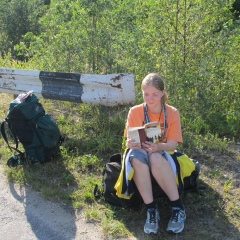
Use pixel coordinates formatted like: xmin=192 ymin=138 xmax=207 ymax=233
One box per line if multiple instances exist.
xmin=170 ymin=209 xmax=180 ymax=223
xmin=148 ymin=209 xmax=156 ymax=224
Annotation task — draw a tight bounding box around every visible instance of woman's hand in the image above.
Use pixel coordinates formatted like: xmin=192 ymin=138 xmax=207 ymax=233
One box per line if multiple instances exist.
xmin=142 ymin=141 xmax=159 ymax=152
xmin=142 ymin=140 xmax=178 ymax=152
xmin=126 ymin=138 xmax=141 ymax=150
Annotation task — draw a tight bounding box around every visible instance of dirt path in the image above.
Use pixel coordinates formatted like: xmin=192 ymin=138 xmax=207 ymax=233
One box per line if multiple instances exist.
xmin=0 ymin=166 xmax=104 ymax=240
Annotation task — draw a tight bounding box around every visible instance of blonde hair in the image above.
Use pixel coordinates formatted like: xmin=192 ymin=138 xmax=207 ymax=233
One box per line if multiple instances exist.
xmin=141 ymin=73 xmax=168 ymax=104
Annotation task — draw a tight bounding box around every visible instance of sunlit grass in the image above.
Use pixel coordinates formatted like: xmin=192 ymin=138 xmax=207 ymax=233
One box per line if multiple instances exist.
xmin=0 ymin=93 xmax=239 ymax=239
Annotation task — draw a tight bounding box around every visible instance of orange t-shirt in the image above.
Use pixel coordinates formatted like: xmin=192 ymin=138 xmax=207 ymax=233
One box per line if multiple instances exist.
xmin=125 ymin=103 xmax=183 ymax=144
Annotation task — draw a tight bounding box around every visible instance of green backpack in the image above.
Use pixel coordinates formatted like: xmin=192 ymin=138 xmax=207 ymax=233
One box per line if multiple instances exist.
xmin=1 ymin=92 xmax=64 ymax=167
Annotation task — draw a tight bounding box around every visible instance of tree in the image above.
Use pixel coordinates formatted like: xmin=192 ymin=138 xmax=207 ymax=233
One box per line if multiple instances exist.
xmin=0 ymin=0 xmax=48 ymax=59
xmin=1 ymin=0 xmax=239 ymax=137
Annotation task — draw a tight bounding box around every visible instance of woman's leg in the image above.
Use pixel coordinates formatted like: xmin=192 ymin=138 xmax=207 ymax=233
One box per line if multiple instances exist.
xmin=150 ymin=153 xmax=179 ymax=201
xmin=131 ymin=157 xmax=153 ymax=204
xmin=150 ymin=152 xmax=186 ymax=233
xmin=131 ymin=156 xmax=160 ymax=235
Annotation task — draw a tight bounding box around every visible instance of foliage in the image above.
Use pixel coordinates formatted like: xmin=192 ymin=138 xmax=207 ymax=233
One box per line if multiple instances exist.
xmin=0 ymin=1 xmax=240 ymax=238
xmin=0 ymin=0 xmax=48 ymax=59
xmin=1 ymin=0 xmax=239 ymax=139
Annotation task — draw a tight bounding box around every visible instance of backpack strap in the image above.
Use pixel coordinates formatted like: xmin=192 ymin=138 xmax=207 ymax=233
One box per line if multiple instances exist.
xmin=1 ymin=120 xmax=26 ymax=159
xmin=144 ymin=103 xmax=151 ymax=123
xmin=1 ymin=120 xmax=27 ymax=167
xmin=1 ymin=120 xmax=19 ymax=151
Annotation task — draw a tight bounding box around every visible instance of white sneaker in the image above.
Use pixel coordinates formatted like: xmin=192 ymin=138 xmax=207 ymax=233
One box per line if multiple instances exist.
xmin=144 ymin=208 xmax=160 ymax=234
xmin=166 ymin=207 xmax=186 ymax=233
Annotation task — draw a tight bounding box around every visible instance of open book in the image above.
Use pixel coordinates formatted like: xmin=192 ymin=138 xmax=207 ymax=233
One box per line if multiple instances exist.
xmin=128 ymin=122 xmax=162 ymax=144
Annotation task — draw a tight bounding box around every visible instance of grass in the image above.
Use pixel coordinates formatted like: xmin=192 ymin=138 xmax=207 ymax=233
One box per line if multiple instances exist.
xmin=0 ymin=93 xmax=240 ymax=239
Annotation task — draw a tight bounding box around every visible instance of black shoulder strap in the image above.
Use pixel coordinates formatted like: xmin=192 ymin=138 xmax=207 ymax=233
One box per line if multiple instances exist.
xmin=1 ymin=120 xmax=19 ymax=151
xmin=1 ymin=120 xmax=18 ymax=149
xmin=144 ymin=103 xmax=151 ymax=123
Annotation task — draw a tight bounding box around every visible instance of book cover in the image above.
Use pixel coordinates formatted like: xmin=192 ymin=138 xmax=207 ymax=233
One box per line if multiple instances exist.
xmin=128 ymin=122 xmax=162 ymax=144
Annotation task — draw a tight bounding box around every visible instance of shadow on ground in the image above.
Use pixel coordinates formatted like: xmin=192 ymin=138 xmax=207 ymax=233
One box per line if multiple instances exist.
xmin=8 ymin=157 xmax=78 ymax=240
xmin=110 ymin=179 xmax=240 ymax=240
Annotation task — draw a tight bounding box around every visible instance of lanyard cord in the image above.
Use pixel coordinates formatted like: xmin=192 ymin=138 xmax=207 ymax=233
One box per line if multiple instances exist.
xmin=144 ymin=103 xmax=167 ymax=139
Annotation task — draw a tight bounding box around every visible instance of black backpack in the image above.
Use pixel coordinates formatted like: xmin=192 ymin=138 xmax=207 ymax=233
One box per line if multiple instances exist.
xmin=94 ymin=153 xmax=143 ymax=210
xmin=1 ymin=91 xmax=64 ymax=167
xmin=97 ymin=152 xmax=200 ymax=209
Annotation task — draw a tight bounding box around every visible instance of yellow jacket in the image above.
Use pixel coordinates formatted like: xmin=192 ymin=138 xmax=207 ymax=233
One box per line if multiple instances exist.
xmin=114 ymin=150 xmax=196 ymax=199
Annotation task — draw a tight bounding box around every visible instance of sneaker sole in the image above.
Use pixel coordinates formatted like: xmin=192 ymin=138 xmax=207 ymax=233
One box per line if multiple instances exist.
xmin=144 ymin=227 xmax=158 ymax=235
xmin=144 ymin=212 xmax=160 ymax=235
xmin=144 ymin=214 xmax=160 ymax=235
xmin=166 ymin=222 xmax=185 ymax=234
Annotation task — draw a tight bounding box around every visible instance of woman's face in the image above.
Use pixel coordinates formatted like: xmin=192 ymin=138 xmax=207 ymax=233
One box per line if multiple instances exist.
xmin=143 ymin=85 xmax=164 ymax=108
